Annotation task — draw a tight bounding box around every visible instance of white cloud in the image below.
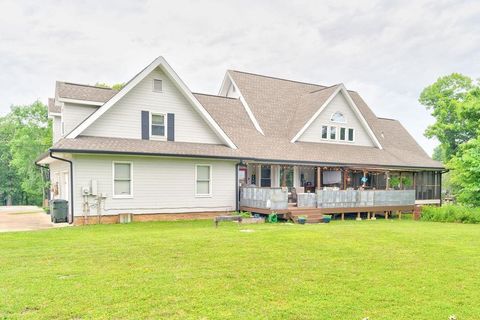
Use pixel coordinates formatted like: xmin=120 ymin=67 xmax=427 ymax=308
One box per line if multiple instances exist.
xmin=0 ymin=0 xmax=479 ymax=155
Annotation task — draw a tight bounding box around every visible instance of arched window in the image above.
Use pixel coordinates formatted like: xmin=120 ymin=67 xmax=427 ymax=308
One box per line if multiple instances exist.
xmin=331 ymin=111 xmax=346 ymax=123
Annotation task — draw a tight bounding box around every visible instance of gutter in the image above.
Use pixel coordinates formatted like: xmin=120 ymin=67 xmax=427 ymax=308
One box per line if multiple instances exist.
xmin=49 ymin=152 xmax=74 ymax=225
xmin=49 ymin=148 xmax=446 ymax=171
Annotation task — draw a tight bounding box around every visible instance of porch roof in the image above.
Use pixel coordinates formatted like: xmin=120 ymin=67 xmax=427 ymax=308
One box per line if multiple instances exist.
xmin=47 ymin=135 xmax=443 ymax=170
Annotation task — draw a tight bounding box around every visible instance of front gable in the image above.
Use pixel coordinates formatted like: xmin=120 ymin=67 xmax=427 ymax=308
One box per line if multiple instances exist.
xmin=296 ymin=87 xmax=381 ymax=148
xmin=83 ymin=67 xmax=222 ymax=144
xmin=68 ymin=57 xmax=237 ymax=149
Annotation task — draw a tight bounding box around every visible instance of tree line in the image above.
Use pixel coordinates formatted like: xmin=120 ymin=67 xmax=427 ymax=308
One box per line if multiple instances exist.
xmin=420 ymin=73 xmax=480 ymax=206
xmin=0 ymin=101 xmax=51 ymax=206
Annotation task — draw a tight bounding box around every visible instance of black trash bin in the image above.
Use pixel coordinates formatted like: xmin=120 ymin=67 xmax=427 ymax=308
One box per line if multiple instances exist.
xmin=50 ymin=199 xmax=68 ymax=223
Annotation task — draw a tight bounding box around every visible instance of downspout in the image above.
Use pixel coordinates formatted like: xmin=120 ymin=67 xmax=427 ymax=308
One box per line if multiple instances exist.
xmin=49 ymin=152 xmax=74 ymax=224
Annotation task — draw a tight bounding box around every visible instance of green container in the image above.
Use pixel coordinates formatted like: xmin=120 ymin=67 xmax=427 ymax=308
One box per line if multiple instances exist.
xmin=323 ymin=215 xmax=332 ymax=223
xmin=50 ymin=199 xmax=68 ymax=223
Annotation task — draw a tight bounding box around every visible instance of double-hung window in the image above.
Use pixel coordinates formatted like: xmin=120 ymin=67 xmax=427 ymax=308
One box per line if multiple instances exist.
xmin=330 ymin=126 xmax=337 ymax=140
xmin=321 ymin=125 xmax=328 ymax=139
xmin=151 ymin=113 xmax=166 ymax=138
xmin=348 ymin=128 xmax=355 ymax=142
xmin=196 ymin=165 xmax=212 ymax=196
xmin=340 ymin=127 xmax=346 ymax=141
xmin=113 ymin=162 xmax=132 ymax=198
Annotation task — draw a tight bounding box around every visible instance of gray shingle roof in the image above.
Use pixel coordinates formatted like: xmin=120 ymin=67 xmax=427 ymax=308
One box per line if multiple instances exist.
xmin=47 ymin=71 xmax=443 ymax=169
xmin=56 ymin=81 xmax=118 ymax=102
xmin=48 ymin=98 xmax=61 ymax=114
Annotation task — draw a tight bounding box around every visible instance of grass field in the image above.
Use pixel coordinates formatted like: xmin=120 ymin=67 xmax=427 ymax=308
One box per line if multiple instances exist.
xmin=1 ymin=219 xmax=480 ymax=319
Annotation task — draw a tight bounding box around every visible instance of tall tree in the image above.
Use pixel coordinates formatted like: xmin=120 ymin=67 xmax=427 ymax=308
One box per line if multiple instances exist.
xmin=0 ymin=101 xmax=51 ymax=205
xmin=419 ymin=73 xmax=478 ymax=160
xmin=448 ymin=137 xmax=480 ymax=206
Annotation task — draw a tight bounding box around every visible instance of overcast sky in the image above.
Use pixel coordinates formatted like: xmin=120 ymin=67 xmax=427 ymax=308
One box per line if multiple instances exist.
xmin=1 ymin=0 xmax=479 ymax=155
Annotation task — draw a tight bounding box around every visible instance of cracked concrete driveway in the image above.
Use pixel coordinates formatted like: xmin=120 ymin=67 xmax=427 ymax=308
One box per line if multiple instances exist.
xmin=0 ymin=206 xmax=68 ymax=232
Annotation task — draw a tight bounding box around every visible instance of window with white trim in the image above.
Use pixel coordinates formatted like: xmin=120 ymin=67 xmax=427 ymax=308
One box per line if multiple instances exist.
xmin=348 ymin=128 xmax=355 ymax=142
xmin=153 ymin=79 xmax=163 ymax=92
xmin=331 ymin=111 xmax=346 ymax=123
xmin=340 ymin=127 xmax=346 ymax=141
xmin=196 ymin=165 xmax=212 ymax=196
xmin=113 ymin=162 xmax=132 ymax=197
xmin=330 ymin=126 xmax=337 ymax=140
xmin=151 ymin=113 xmax=166 ymax=138
xmin=321 ymin=125 xmax=328 ymax=139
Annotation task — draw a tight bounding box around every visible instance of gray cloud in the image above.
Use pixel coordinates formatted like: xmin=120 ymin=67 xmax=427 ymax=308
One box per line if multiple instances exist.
xmin=1 ymin=0 xmax=479 ymax=155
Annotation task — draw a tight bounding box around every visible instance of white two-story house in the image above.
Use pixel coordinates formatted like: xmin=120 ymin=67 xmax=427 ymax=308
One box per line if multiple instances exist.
xmin=37 ymin=57 xmax=443 ymax=224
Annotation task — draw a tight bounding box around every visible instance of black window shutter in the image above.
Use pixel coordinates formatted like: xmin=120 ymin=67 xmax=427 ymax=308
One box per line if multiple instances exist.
xmin=167 ymin=113 xmax=175 ymax=141
xmin=141 ymin=111 xmax=149 ymax=140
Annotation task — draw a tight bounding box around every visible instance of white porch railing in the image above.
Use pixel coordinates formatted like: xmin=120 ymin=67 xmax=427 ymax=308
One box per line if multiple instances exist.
xmin=240 ymin=187 xmax=288 ymax=210
xmin=240 ymin=187 xmax=415 ymax=210
xmin=298 ymin=189 xmax=416 ymax=208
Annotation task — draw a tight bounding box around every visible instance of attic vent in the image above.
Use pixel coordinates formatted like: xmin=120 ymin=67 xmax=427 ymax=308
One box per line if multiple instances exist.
xmin=153 ymin=79 xmax=163 ymax=92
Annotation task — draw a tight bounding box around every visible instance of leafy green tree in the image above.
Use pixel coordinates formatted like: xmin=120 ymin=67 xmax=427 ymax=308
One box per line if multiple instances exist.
xmin=0 ymin=118 xmax=22 ymax=205
xmin=0 ymin=101 xmax=51 ymax=205
xmin=419 ymin=73 xmax=478 ymax=160
xmin=95 ymin=82 xmax=125 ymax=91
xmin=448 ymin=137 xmax=480 ymax=206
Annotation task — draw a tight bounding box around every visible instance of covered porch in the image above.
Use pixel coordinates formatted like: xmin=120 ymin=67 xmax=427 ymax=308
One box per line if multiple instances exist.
xmin=238 ymin=162 xmax=442 ymax=221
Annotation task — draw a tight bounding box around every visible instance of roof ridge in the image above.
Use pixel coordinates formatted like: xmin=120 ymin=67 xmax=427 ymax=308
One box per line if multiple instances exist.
xmin=308 ymin=84 xmax=340 ymax=94
xmin=192 ymin=92 xmax=238 ymax=100
xmin=60 ymin=81 xmax=118 ymax=91
xmin=229 ymin=70 xmax=327 ymax=88
xmin=377 ymin=117 xmax=398 ymax=121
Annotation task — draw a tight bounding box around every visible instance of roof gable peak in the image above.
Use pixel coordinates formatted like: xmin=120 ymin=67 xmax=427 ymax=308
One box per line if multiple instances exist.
xmin=66 ymin=56 xmax=237 ymax=149
xmin=291 ymin=84 xmax=383 ymax=149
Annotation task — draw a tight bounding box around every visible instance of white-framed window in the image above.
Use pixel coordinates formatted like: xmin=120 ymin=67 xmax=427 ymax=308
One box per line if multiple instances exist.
xmin=195 ymin=164 xmax=212 ymax=197
xmin=153 ymin=79 xmax=163 ymax=92
xmin=348 ymin=128 xmax=355 ymax=142
xmin=331 ymin=111 xmax=346 ymax=123
xmin=321 ymin=125 xmax=328 ymax=139
xmin=150 ymin=113 xmax=166 ymax=139
xmin=113 ymin=161 xmax=133 ymax=198
xmin=330 ymin=126 xmax=337 ymax=140
xmin=339 ymin=127 xmax=346 ymax=141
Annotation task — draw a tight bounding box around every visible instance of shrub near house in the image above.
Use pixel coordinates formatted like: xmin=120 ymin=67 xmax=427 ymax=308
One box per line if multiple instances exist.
xmin=421 ymin=205 xmax=480 ymax=224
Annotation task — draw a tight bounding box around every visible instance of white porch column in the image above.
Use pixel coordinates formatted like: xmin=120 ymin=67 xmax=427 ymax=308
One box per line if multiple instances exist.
xmin=271 ymin=165 xmax=280 ymax=187
xmin=293 ymin=166 xmax=301 ymax=187
xmin=256 ymin=165 xmax=262 ymax=186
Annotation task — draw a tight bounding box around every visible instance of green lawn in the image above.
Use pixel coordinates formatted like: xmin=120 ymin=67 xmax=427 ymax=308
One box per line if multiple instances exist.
xmin=1 ymin=220 xmax=480 ymax=319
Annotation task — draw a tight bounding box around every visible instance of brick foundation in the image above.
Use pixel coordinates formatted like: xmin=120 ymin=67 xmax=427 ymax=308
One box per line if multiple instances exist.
xmin=73 ymin=212 xmax=225 ymax=226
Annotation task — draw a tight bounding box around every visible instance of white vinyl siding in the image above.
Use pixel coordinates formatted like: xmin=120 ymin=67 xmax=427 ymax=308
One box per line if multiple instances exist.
xmin=82 ymin=68 xmax=222 ymax=144
xmin=62 ymin=103 xmax=99 ymax=136
xmin=298 ymin=92 xmax=375 ymax=147
xmin=113 ymin=162 xmax=133 ymax=198
xmin=195 ymin=165 xmax=212 ymax=197
xmin=52 ymin=115 xmax=62 ymax=143
xmin=71 ymin=155 xmax=236 ymax=216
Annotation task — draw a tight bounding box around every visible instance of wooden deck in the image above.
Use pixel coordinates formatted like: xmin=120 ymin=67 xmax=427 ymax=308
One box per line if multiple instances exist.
xmin=240 ymin=204 xmax=415 ymax=223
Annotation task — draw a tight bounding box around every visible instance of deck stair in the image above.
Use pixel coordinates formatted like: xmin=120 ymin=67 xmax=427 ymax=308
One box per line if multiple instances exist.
xmin=288 ymin=208 xmax=324 ymax=224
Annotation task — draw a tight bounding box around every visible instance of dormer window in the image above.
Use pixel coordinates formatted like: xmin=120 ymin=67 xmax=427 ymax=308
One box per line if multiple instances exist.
xmin=153 ymin=79 xmax=163 ymax=92
xmin=331 ymin=111 xmax=346 ymax=123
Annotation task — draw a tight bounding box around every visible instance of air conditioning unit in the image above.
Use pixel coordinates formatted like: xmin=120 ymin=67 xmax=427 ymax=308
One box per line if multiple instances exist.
xmin=119 ymin=213 xmax=132 ymax=224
